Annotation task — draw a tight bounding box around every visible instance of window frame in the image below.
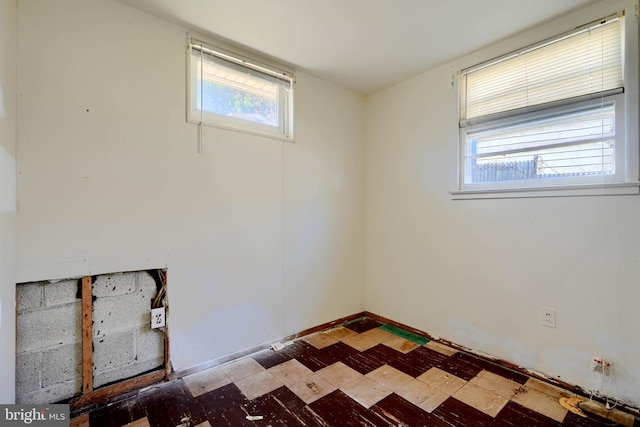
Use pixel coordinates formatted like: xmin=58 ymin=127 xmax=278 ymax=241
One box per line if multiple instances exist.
xmin=187 ymin=37 xmax=295 ymax=141
xmin=460 ymin=94 xmax=625 ymax=192
xmin=451 ymin=4 xmax=639 ymax=199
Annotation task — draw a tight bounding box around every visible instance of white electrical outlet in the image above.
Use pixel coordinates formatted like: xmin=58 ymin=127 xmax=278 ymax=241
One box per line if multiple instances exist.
xmin=151 ymin=307 xmax=165 ymax=329
xmin=540 ymin=307 xmax=556 ymax=328
xmin=591 ymin=357 xmax=612 ymax=375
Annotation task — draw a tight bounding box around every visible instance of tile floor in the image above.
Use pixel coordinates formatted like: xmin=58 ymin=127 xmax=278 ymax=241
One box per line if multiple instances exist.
xmin=71 ymin=318 xmax=637 ymax=427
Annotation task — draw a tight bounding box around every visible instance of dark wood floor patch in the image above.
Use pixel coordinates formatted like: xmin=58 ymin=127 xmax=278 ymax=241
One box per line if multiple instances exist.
xmin=437 ymin=351 xmax=489 ymax=381
xmin=343 ymin=317 xmax=384 ymax=333
xmin=388 ymin=345 xmax=450 ymax=377
xmin=366 ymin=343 xmax=403 ymax=361
xmin=373 ymin=393 xmax=451 ymax=427
xmin=280 ymin=340 xmax=315 ymax=359
xmin=196 ymin=383 xmax=252 ymax=427
xmin=562 ymin=411 xmax=623 ymax=426
xmin=431 ymin=397 xmax=497 ymax=427
xmin=455 ymin=352 xmax=530 ymax=384
xmin=251 ymin=347 xmax=293 ymax=369
xmin=279 ymin=341 xmax=331 ymax=371
xmin=89 ymin=401 xmax=143 ymax=427
xmin=139 ymin=380 xmax=208 ymax=427
xmin=317 ymin=341 xmax=360 ymax=364
xmin=243 ymin=386 xmax=321 ymax=426
xmin=497 ymin=401 xmax=562 ymax=426
xmin=309 ymin=390 xmax=394 ymax=427
xmin=343 ymin=345 xmax=388 ymax=374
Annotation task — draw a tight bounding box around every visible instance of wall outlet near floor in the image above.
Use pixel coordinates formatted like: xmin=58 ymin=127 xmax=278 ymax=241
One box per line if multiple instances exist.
xmin=591 ymin=357 xmax=612 ymax=375
xmin=151 ymin=307 xmax=165 ymax=329
xmin=540 ymin=307 xmax=556 ymax=328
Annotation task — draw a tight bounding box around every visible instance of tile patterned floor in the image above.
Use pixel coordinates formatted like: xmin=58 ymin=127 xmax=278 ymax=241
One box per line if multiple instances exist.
xmin=73 ymin=318 xmax=638 ymax=427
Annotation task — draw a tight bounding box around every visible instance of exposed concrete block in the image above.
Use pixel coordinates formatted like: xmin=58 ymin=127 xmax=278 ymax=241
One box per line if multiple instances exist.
xmin=17 ymin=282 xmax=43 ymax=312
xmin=16 ymin=269 xmax=165 ymax=403
xmin=44 ymin=279 xmax=80 ymax=307
xmin=93 ymin=358 xmax=163 ymax=389
xmin=16 ymin=379 xmax=81 ymax=405
xmin=93 ymin=272 xmax=136 ymax=298
xmin=92 ymin=290 xmax=154 ymax=336
xmin=16 ymin=352 xmax=42 ymax=396
xmin=42 ymin=343 xmax=82 ymax=388
xmin=137 ymin=271 xmax=157 ymax=292
xmin=16 ymin=302 xmax=81 ymax=353
xmin=93 ymin=331 xmax=135 ymax=373
xmin=136 ymin=328 xmax=164 ymax=362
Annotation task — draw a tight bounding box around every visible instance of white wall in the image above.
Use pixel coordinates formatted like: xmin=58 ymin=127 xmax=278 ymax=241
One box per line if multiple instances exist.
xmin=365 ymin=0 xmax=640 ymax=407
xmin=0 ymin=0 xmax=17 ymax=404
xmin=16 ymin=0 xmax=364 ymax=374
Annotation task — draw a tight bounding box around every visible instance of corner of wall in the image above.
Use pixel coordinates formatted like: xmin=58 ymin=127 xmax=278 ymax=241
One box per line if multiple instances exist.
xmin=0 ymin=0 xmax=17 ymax=404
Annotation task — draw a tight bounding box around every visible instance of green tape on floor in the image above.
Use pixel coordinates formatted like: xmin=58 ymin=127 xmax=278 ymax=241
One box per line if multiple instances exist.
xmin=379 ymin=324 xmax=429 ymax=345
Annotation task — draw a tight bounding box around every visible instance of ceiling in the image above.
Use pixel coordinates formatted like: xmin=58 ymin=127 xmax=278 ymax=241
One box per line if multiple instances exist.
xmin=116 ymin=0 xmax=598 ymax=95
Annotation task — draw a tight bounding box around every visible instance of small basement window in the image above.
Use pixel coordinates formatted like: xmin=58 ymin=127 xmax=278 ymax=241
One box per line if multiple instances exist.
xmin=453 ymin=10 xmax=639 ymax=198
xmin=187 ymin=37 xmax=294 ymax=140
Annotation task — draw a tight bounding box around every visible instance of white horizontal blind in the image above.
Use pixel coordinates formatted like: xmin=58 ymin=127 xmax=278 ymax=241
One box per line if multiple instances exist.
xmin=190 ymin=38 xmax=293 ymax=89
xmin=464 ymin=102 xmax=617 ymax=184
xmin=460 ymin=16 xmax=623 ymax=123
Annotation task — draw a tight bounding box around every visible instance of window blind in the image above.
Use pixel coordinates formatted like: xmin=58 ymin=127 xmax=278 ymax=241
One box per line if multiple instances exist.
xmin=460 ymin=16 xmax=623 ymax=125
xmin=189 ymin=38 xmax=293 ymax=90
xmin=465 ymin=102 xmax=617 ymax=183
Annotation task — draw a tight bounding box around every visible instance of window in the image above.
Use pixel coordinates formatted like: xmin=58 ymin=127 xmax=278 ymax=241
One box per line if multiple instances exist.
xmin=188 ymin=37 xmax=294 ymax=139
xmin=455 ymin=11 xmax=638 ymax=197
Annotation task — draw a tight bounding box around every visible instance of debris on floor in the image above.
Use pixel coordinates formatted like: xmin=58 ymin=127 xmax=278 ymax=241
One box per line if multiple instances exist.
xmin=270 ymin=342 xmax=285 ymax=351
xmin=559 ymin=396 xmax=588 ymax=417
xmin=270 ymin=341 xmax=294 ymax=351
xmin=246 ymin=415 xmax=264 ymax=421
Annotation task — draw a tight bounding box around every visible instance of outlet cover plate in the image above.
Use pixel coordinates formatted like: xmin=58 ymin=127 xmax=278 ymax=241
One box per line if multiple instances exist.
xmin=151 ymin=307 xmax=165 ymax=329
xmin=541 ymin=307 xmax=556 ymax=328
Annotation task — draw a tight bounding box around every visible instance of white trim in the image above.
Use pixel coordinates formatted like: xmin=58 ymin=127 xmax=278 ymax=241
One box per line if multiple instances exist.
xmin=622 ymin=2 xmax=640 ymax=184
xmin=450 ymin=182 xmax=640 ymax=200
xmin=187 ymin=118 xmax=296 ymax=143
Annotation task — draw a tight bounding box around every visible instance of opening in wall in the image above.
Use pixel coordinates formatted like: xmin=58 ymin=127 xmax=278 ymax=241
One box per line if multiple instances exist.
xmin=15 ymin=269 xmax=168 ymax=404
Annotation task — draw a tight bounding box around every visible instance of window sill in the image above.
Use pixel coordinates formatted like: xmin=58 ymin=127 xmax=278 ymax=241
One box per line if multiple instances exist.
xmin=188 ymin=119 xmax=295 ymax=143
xmin=449 ymin=182 xmax=640 ymax=200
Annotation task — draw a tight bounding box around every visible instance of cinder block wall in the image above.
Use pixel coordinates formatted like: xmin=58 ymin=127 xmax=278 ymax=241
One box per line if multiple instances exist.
xmin=16 ymin=279 xmax=82 ymax=403
xmin=92 ymin=271 xmax=164 ymax=388
xmin=16 ymin=271 xmax=165 ymax=403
